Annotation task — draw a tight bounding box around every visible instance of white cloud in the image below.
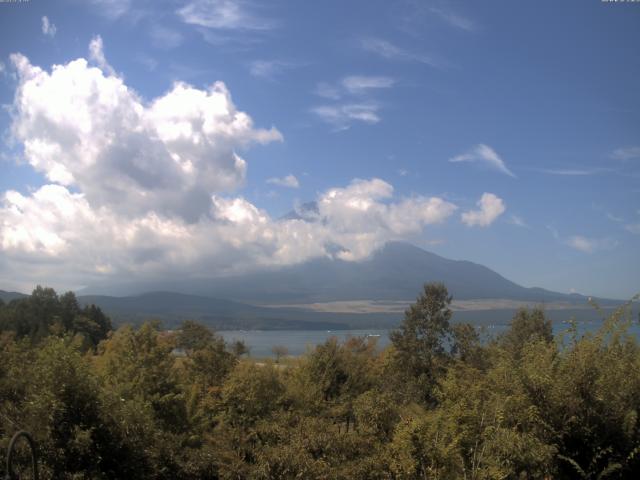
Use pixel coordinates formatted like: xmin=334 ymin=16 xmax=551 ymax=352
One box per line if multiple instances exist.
xmin=342 ymin=75 xmax=395 ymax=94
xmin=0 ymin=179 xmax=458 ymax=288
xmin=566 ymin=235 xmax=617 ymax=254
xmin=360 ymin=37 xmax=441 ymax=67
xmin=550 ymin=227 xmax=617 ymax=256
xmin=88 ymin=35 xmax=116 ymax=76
xmin=625 ymin=224 xmax=640 ymax=235
xmin=9 ymin=42 xmax=282 ymax=222
xmin=508 ymin=214 xmax=529 ymax=228
xmin=546 ymin=225 xmax=560 ymax=240
xmin=430 ymin=7 xmax=475 ymax=31
xmin=311 ymin=103 xmax=380 ymax=129
xmin=177 ymin=0 xmax=276 ymax=31
xmin=137 ymin=54 xmax=158 ymax=71
xmin=606 ymin=212 xmax=624 ymax=223
xmin=314 ymin=82 xmax=341 ymax=100
xmin=89 ymin=0 xmax=132 ymax=19
xmin=461 ymin=193 xmax=506 ymax=227
xmin=248 ymin=60 xmax=296 ymax=79
xmin=537 ymin=167 xmax=608 ymax=176
xmin=314 ymin=179 xmax=457 ymax=260
xmin=450 ymin=144 xmax=516 ymax=178
xmin=312 ymin=75 xmax=393 ymax=128
xmin=267 ymin=174 xmax=299 ymax=189
xmin=149 ymin=24 xmax=183 ymax=49
xmin=1 ymin=41 xmax=461 ymax=290
xmin=41 ymin=16 xmax=57 ymax=38
xmin=611 ymin=146 xmax=640 ymax=161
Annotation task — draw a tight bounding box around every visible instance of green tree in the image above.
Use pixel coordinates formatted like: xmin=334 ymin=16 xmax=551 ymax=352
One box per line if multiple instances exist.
xmin=272 ymin=344 xmax=288 ymax=363
xmin=389 ymin=282 xmax=453 ymax=405
xmin=451 ymin=322 xmax=487 ymax=369
xmin=176 ymin=320 xmax=214 ymax=352
xmin=220 ymin=362 xmax=284 ymax=427
xmin=231 ymin=339 xmax=249 ymax=357
xmin=500 ymin=307 xmax=553 ymax=355
xmin=0 ymin=288 xmax=111 ymax=348
xmin=96 ymin=322 xmax=187 ymax=433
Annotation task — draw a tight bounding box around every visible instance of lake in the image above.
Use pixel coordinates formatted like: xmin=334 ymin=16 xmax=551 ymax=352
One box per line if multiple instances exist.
xmin=220 ymin=318 xmax=640 ymax=358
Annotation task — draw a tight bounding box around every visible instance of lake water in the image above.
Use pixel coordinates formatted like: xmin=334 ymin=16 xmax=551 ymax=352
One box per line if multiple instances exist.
xmin=220 ymin=319 xmax=640 ymax=358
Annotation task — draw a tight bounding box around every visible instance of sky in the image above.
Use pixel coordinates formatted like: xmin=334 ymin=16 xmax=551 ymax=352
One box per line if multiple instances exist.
xmin=0 ymin=0 xmax=638 ymax=299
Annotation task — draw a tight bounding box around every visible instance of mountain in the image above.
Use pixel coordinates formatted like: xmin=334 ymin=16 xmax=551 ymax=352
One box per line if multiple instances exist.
xmin=194 ymin=241 xmax=572 ymax=304
xmin=4 ymin=243 xmax=624 ymax=330
xmin=83 ymin=242 xmax=610 ymax=305
xmin=0 ymin=290 xmax=28 ymax=303
xmin=76 ymin=291 xmax=392 ymax=330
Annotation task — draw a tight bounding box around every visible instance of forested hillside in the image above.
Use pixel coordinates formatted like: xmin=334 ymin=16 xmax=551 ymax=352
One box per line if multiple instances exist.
xmin=1 ymin=284 xmax=639 ymax=479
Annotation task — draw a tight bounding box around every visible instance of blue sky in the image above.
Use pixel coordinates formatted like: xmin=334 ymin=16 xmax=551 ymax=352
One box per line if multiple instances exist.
xmin=0 ymin=0 xmax=638 ymax=299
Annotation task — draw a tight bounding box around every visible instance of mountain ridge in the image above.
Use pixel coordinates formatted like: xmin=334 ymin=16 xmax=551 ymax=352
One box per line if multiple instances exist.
xmin=3 ymin=242 xmax=623 ymax=330
xmin=78 ymin=241 xmax=615 ymax=304
xmin=5 ymin=242 xmax=619 ymax=305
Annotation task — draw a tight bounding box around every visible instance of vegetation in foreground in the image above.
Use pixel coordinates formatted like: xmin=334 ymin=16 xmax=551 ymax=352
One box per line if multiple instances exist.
xmin=1 ymin=284 xmax=639 ymax=479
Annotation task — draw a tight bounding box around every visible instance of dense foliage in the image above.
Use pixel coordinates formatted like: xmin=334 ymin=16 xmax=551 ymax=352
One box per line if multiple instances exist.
xmin=1 ymin=284 xmax=639 ymax=479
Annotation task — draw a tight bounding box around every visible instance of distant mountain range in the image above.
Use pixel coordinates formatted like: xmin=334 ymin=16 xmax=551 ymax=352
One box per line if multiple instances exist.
xmin=0 ymin=290 xmax=28 ymax=303
xmin=2 ymin=242 xmax=622 ymax=330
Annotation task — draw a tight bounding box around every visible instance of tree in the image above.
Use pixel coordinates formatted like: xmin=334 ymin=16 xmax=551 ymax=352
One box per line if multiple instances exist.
xmin=272 ymin=345 xmax=288 ymax=363
xmin=95 ymin=322 xmax=188 ymax=433
xmin=59 ymin=290 xmax=81 ymax=331
xmin=0 ymin=288 xmax=111 ymax=348
xmin=451 ymin=322 xmax=487 ymax=369
xmin=220 ymin=362 xmax=284 ymax=427
xmin=176 ymin=320 xmax=214 ymax=352
xmin=500 ymin=307 xmax=553 ymax=355
xmin=231 ymin=339 xmax=249 ymax=357
xmin=389 ymin=282 xmax=453 ymax=405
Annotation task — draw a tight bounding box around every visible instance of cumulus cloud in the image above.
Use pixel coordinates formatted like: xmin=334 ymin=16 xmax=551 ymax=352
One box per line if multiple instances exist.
xmin=0 ymin=179 xmax=457 ymax=289
xmin=0 ymin=40 xmax=463 ymax=290
xmin=461 ymin=193 xmax=506 ymax=227
xmin=267 ymin=175 xmax=300 ymax=189
xmin=41 ymin=16 xmax=57 ymax=38
xmin=450 ymin=144 xmax=516 ymax=178
xmin=9 ymin=44 xmax=281 ymax=222
xmin=313 ymin=179 xmax=457 ymax=260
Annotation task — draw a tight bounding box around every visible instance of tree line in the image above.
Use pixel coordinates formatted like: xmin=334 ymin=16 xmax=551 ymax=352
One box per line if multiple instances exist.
xmin=0 ymin=283 xmax=639 ymax=479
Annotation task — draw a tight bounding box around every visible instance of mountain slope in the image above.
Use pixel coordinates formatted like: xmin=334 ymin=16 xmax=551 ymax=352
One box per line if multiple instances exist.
xmin=0 ymin=290 xmax=28 ymax=303
xmin=82 ymin=242 xmax=607 ymax=305
xmin=197 ymin=242 xmax=598 ymax=304
xmin=77 ymin=292 xmax=392 ymax=330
